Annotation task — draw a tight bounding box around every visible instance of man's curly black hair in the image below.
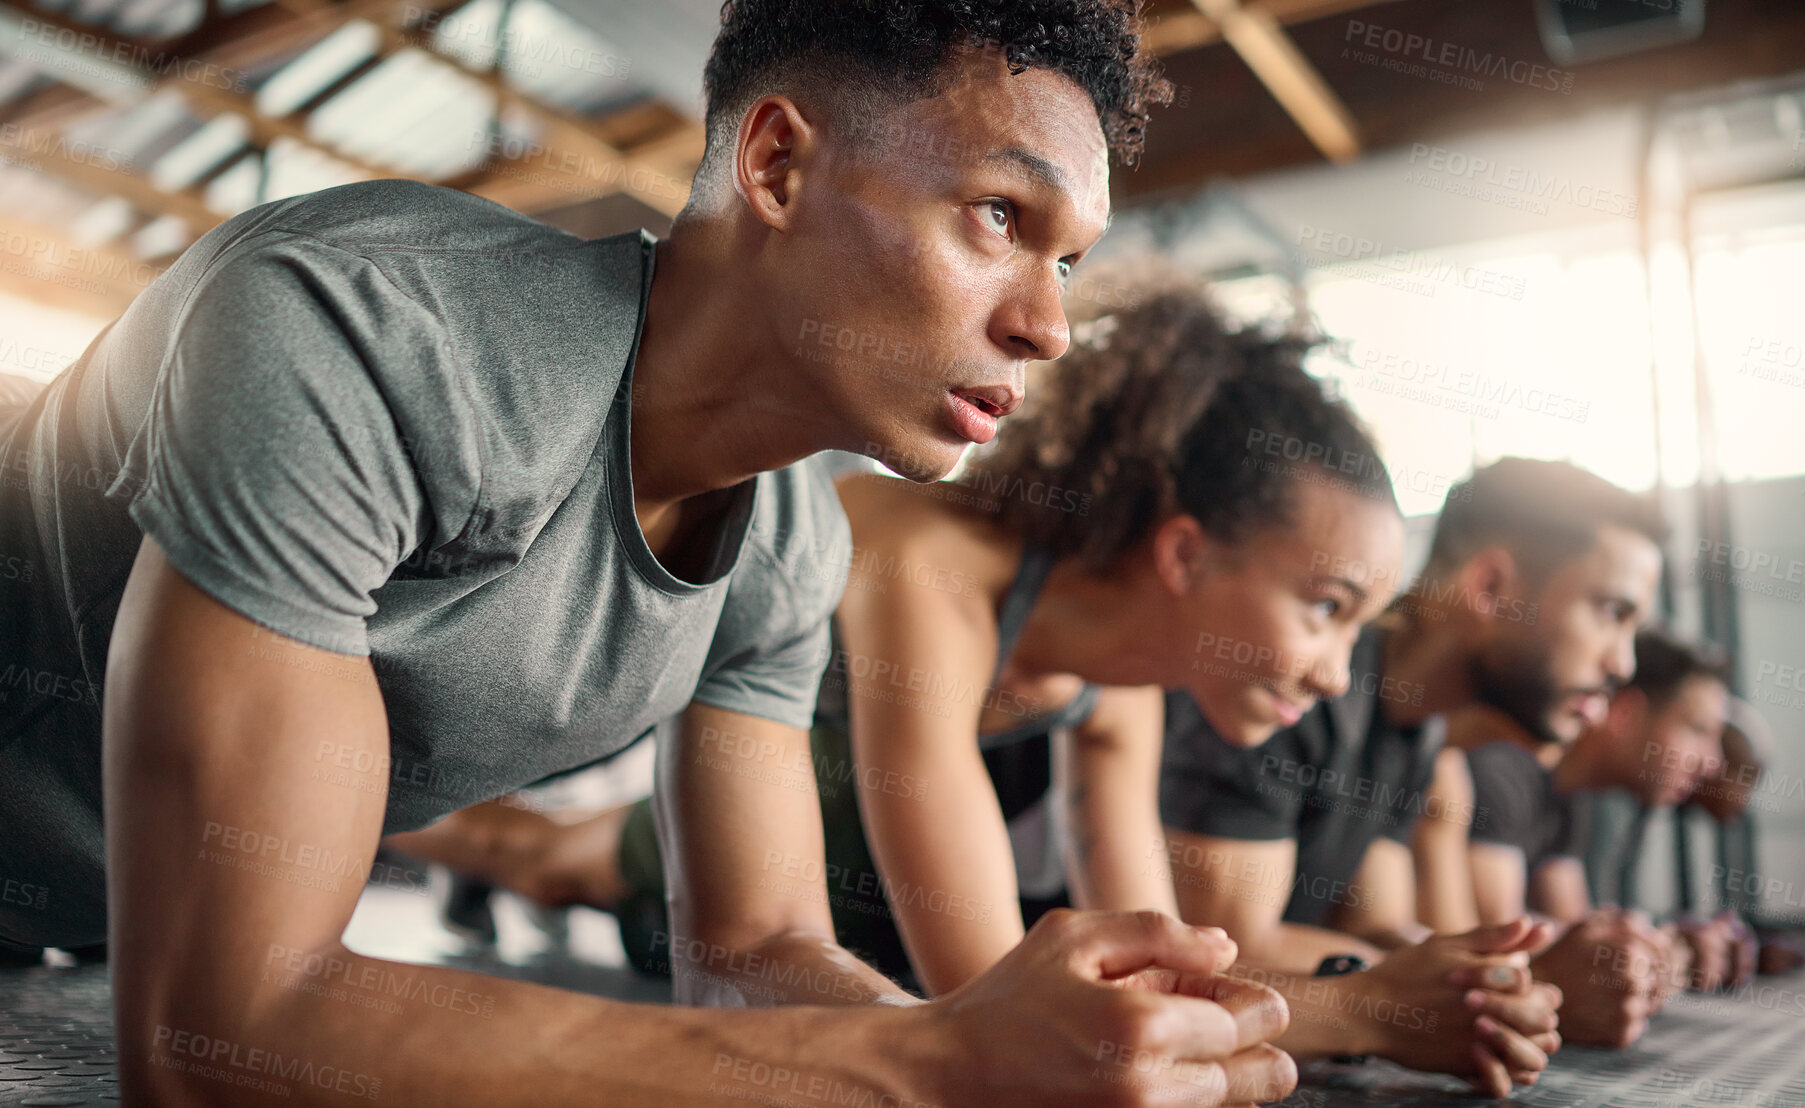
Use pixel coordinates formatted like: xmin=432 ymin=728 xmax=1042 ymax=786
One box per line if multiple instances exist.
xmin=696 ymin=0 xmax=1169 ymax=193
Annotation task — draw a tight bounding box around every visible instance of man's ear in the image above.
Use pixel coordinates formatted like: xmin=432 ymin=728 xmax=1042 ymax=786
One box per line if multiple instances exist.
xmin=1453 ymin=547 xmax=1521 ymax=624
xmin=733 ymin=95 xmax=816 ymax=230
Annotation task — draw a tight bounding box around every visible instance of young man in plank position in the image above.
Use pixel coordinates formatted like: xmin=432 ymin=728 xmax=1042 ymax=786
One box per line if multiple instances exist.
xmin=0 ymin=2 xmax=1300 ymax=1105
xmin=1461 ymin=630 xmax=1756 ymax=1014
xmin=1160 ymin=458 xmax=1674 ymax=1054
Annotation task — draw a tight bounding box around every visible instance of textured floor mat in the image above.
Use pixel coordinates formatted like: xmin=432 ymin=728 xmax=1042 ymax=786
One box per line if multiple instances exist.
xmin=4 ymin=962 xmax=1803 ymax=1105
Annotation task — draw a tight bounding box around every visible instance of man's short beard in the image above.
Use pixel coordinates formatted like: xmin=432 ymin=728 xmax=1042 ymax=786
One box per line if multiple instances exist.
xmin=1469 ymin=640 xmax=1564 ymax=746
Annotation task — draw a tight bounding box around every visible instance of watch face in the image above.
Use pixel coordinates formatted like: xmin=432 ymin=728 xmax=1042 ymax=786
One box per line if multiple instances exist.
xmin=1315 ymin=954 xmax=1370 ymax=977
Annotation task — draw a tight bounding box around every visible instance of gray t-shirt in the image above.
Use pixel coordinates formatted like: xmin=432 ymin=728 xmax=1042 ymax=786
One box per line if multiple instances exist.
xmin=0 ymin=179 xmax=849 ymax=948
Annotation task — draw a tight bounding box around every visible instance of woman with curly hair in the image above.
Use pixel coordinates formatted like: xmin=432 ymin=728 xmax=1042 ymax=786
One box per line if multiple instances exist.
xmin=802 ymin=280 xmax=1408 ymax=989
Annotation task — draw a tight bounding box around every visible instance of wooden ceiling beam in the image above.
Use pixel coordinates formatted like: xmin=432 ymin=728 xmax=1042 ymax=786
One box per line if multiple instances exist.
xmin=2 ymin=0 xmax=703 ymax=224
xmin=0 ymin=118 xmax=220 ymax=231
xmin=300 ymin=0 xmax=696 ymax=215
xmin=1186 ymin=0 xmax=1362 ymax=162
xmin=1146 ymin=0 xmax=1406 ymax=56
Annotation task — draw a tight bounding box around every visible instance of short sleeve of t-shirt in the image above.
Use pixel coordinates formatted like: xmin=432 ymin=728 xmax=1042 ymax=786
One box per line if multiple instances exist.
xmin=1466 ymin=740 xmax=1546 ymax=855
xmin=689 ymin=459 xmax=850 ymax=731
xmin=108 ymin=238 xmax=451 ymax=656
xmin=1160 ymin=690 xmax=1306 ymax=841
xmin=1550 ymin=791 xmax=1592 ymax=863
xmin=1380 ymin=714 xmax=1447 ymax=844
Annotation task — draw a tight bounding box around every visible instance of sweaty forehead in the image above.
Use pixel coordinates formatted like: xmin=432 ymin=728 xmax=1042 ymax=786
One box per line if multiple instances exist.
xmin=876 ymin=53 xmax=1111 ymax=211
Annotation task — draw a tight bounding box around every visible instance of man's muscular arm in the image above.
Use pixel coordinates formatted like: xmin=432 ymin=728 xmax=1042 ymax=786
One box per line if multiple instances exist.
xmin=103 ymin=541 xmax=926 ymax=1106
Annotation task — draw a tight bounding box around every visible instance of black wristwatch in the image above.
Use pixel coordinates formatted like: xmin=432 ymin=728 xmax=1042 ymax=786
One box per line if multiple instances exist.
xmin=1314 ymin=954 xmax=1372 ymax=1064
xmin=1314 ymin=954 xmax=1370 ymax=977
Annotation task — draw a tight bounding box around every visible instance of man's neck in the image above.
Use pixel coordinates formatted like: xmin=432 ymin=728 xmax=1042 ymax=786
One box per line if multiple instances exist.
xmin=1381 ymin=612 xmax=1476 ymax=726
xmin=626 ymin=228 xmax=840 ymax=524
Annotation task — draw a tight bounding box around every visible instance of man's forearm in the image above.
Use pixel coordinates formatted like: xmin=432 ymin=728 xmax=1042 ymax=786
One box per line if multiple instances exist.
xmin=670 ymin=927 xmax=921 ymax=1007
xmin=125 ymin=943 xmax=935 ymax=1108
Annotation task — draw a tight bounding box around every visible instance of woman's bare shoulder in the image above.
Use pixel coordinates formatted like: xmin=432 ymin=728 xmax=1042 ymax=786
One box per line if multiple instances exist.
xmin=833 ymin=470 xmax=1021 ymax=607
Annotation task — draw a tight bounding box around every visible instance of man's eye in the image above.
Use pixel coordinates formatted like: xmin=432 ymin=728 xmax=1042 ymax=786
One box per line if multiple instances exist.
xmin=1057 ymin=258 xmax=1073 ymax=283
xmin=1312 ymin=597 xmax=1341 ymax=620
xmin=983 ymin=199 xmax=1013 ymax=236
